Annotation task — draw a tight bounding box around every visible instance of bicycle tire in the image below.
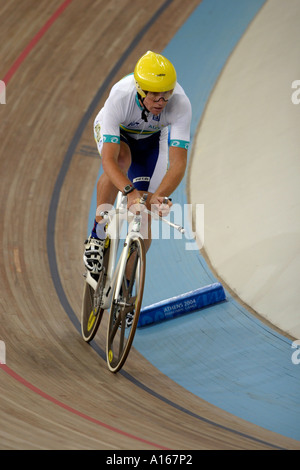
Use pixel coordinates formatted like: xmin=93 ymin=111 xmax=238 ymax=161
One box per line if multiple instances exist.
xmin=81 ymin=238 xmax=110 ymax=342
xmin=106 ymin=236 xmax=146 ymax=373
xmin=81 ymin=278 xmax=104 ymax=342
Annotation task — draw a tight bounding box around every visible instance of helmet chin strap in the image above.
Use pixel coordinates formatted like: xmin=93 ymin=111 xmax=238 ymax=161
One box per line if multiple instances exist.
xmin=141 ymin=106 xmax=149 ymax=122
xmin=138 ymin=94 xmax=150 ymax=122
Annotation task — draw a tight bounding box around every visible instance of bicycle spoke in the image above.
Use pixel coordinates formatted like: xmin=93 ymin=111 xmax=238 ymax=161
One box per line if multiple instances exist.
xmin=121 ymin=276 xmax=129 ymax=297
xmin=118 ymin=315 xmax=126 ymax=357
xmin=109 ymin=305 xmax=121 ymax=339
xmin=127 ymin=249 xmax=138 ymax=292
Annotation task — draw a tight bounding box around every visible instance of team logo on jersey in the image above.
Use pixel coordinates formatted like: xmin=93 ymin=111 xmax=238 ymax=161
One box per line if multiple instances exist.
xmin=133 ymin=177 xmax=150 ymax=183
xmin=128 ymin=121 xmax=140 ymax=127
xmin=153 ymin=114 xmax=160 ymax=122
xmin=94 ymin=123 xmax=101 ymax=143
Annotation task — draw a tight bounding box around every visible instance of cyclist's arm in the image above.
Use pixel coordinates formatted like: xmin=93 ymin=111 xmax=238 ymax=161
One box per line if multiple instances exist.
xmin=152 ymin=88 xmax=190 ymax=203
xmin=152 ymin=146 xmax=187 ymax=200
xmin=101 ymin=142 xmax=130 ymax=190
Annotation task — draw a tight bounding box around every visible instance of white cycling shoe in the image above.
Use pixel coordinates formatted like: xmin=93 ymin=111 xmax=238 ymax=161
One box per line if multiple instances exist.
xmin=83 ymin=236 xmax=105 ymax=274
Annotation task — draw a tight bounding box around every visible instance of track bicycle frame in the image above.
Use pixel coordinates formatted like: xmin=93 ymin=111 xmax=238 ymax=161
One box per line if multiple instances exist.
xmin=84 ymin=191 xmax=144 ymax=310
xmin=84 ymin=191 xmax=185 ymax=308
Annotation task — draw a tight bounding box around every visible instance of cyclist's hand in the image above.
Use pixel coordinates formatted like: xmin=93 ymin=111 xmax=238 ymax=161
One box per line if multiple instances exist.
xmin=150 ymin=195 xmax=172 ymax=217
xmin=127 ymin=189 xmax=143 ymax=213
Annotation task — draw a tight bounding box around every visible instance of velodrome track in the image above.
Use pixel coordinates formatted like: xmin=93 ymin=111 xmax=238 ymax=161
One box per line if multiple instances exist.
xmin=0 ymin=0 xmax=299 ymax=450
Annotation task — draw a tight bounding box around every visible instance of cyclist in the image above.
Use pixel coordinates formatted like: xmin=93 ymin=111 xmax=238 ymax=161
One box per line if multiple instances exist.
xmin=83 ymin=50 xmax=192 ymax=278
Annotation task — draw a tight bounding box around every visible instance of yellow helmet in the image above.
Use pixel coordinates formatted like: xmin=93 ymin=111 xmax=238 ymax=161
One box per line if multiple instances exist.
xmin=134 ymin=51 xmax=177 ymax=98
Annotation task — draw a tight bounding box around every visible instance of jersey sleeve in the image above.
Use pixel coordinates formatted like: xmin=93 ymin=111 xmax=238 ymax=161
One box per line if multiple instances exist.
xmin=101 ymin=99 xmax=122 ymax=144
xmin=168 ymin=93 xmax=192 ymax=150
xmin=99 ymin=84 xmax=128 ymax=144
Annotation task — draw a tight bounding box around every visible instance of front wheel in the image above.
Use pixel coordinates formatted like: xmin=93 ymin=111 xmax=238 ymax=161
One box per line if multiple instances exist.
xmin=106 ymin=236 xmax=146 ymax=373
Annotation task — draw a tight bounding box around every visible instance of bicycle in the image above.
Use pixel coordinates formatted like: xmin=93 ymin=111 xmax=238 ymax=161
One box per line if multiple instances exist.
xmin=81 ymin=191 xmax=184 ymax=373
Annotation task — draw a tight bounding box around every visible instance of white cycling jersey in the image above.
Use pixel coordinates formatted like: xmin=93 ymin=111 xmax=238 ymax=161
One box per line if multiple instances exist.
xmin=94 ymin=73 xmax=192 ymax=151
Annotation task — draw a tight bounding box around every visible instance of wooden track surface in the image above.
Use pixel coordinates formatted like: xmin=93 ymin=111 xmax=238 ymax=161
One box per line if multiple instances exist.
xmin=1 ymin=0 xmax=299 ymax=450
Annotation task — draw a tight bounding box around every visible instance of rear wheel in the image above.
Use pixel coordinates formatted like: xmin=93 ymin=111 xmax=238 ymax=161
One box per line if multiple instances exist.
xmin=106 ymin=236 xmax=145 ymax=373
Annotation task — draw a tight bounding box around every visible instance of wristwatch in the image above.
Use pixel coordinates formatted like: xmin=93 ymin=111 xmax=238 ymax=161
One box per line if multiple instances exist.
xmin=122 ymin=183 xmax=135 ymax=195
